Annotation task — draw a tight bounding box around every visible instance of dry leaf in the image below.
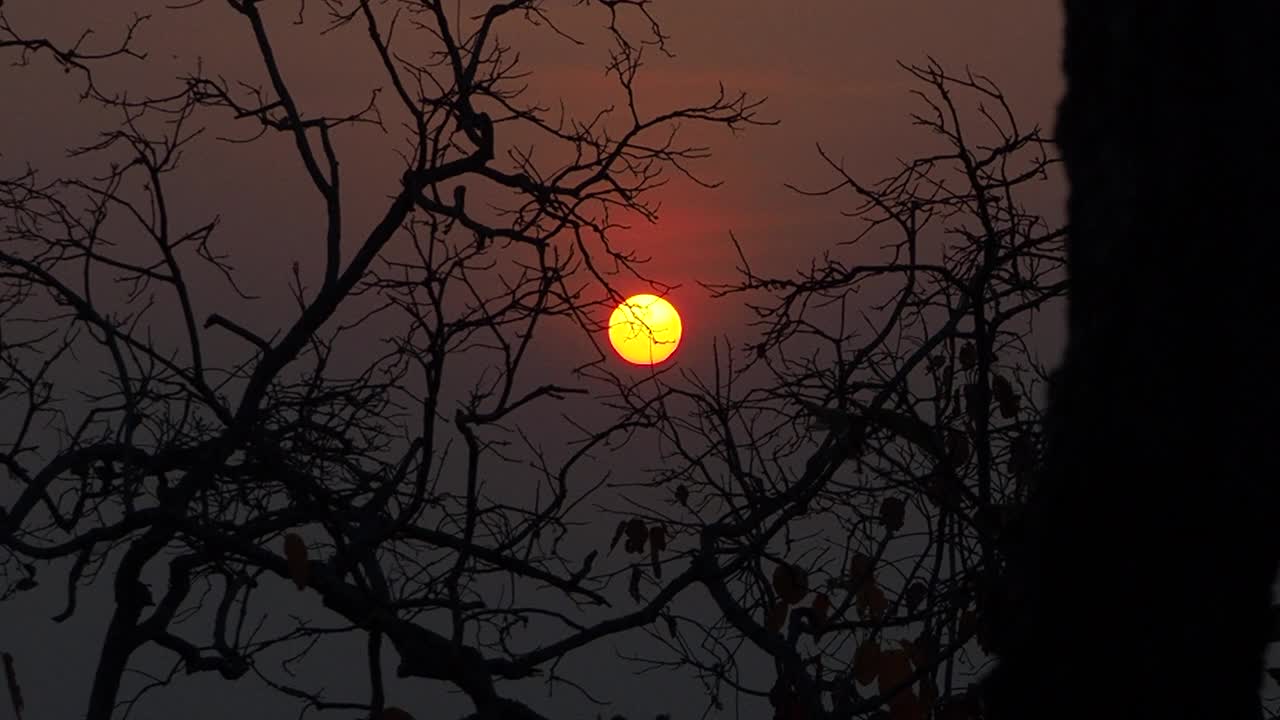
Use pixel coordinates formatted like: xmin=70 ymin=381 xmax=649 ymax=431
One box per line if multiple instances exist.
xmin=888 ymin=690 xmax=926 ymax=720
xmin=283 ymin=533 xmax=309 ymax=591
xmin=857 ymin=582 xmax=889 ymax=619
xmin=959 ymin=342 xmax=976 ymax=369
xmin=648 ymin=527 xmax=664 ymax=579
xmin=608 ymin=520 xmax=627 ymax=552
xmin=3 ymin=652 xmax=22 ymax=720
xmin=812 ymin=593 xmax=832 ymax=625
xmin=628 ymin=566 xmax=643 ymax=603
xmin=674 ymin=484 xmax=689 ymax=505
xmin=772 ymin=563 xmax=810 ymax=604
xmin=625 ymin=518 xmax=647 ymax=554
xmin=772 ymin=563 xmax=794 ymax=598
xmin=880 ymin=496 xmax=906 ymax=532
xmin=853 ymin=639 xmax=881 ymax=686
xmin=903 ymin=582 xmax=926 ymax=612
xmin=999 ymin=395 xmax=1020 ymax=419
xmin=1008 ymin=434 xmax=1035 ymax=477
xmin=649 ymin=525 xmax=667 ymax=552
xmin=877 ymin=649 xmax=913 ymax=694
xmin=991 ymin=373 xmax=1014 ymax=403
xmin=849 ymin=552 xmax=875 ymax=583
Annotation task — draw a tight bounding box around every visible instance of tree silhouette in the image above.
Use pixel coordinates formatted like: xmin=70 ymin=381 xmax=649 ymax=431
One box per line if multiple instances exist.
xmin=583 ymin=60 xmax=1066 ymax=720
xmin=0 ymin=3 xmax=766 ymax=719
xmin=9 ymin=3 xmax=1271 ymax=720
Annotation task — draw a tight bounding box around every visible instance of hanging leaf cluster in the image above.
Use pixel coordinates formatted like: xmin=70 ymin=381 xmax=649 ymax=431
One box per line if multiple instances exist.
xmin=3 ymin=652 xmax=23 ymax=720
xmin=850 ymin=553 xmax=888 ymax=620
xmin=850 ymin=635 xmax=951 ymax=720
xmin=880 ymin=496 xmax=906 ymax=532
xmin=765 ymin=562 xmax=828 ymax=635
xmin=991 ymin=373 xmax=1020 ymax=418
xmin=609 ymin=518 xmax=668 ymax=578
xmin=610 ymin=518 xmax=648 ymax=554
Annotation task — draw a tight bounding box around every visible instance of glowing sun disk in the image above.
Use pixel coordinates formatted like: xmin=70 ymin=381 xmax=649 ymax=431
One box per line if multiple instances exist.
xmin=608 ymin=294 xmax=683 ymax=366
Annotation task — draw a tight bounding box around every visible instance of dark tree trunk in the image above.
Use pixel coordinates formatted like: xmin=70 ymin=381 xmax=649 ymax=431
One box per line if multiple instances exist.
xmin=982 ymin=3 xmax=1280 ymax=719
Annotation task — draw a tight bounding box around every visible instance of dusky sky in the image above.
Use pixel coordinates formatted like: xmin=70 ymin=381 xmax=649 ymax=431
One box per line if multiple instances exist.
xmin=0 ymin=2 xmax=1065 ymax=718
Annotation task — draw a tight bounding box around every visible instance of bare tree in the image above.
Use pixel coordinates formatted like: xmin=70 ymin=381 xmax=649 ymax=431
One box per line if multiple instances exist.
xmin=582 ymin=60 xmax=1066 ymax=720
xmin=0 ymin=3 xmax=766 ymax=719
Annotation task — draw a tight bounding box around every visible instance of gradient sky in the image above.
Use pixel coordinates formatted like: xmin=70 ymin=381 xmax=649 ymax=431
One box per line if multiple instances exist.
xmin=0 ymin=2 xmax=1065 ymax=718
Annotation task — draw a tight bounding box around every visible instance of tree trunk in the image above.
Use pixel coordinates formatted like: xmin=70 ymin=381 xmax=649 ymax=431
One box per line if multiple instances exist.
xmin=982 ymin=3 xmax=1280 ymax=719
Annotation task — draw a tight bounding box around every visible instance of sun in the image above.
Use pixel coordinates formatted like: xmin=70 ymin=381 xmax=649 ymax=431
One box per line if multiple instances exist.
xmin=608 ymin=294 xmax=683 ymax=366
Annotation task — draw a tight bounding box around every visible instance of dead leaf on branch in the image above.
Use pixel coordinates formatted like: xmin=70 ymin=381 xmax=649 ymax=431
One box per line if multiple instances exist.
xmin=772 ymin=563 xmax=810 ymax=604
xmin=628 ymin=566 xmax=643 ymax=603
xmin=991 ymin=373 xmax=1014 ymax=404
xmin=3 ymin=652 xmax=22 ymax=720
xmin=765 ymin=601 xmax=789 ymax=635
xmin=624 ymin=518 xmax=647 ymax=554
xmin=649 ymin=525 xmax=666 ymax=551
xmin=880 ymin=496 xmax=906 ymax=532
xmin=903 ymin=582 xmax=926 ymax=612
xmin=849 ymin=552 xmax=875 ymax=584
xmin=877 ymin=649 xmax=913 ymax=696
xmin=608 ymin=520 xmax=627 ymax=552
xmin=812 ymin=593 xmax=832 ymax=625
xmin=856 ymin=582 xmax=889 ymax=620
xmin=959 ymin=342 xmax=976 ymax=369
xmin=999 ymin=395 xmax=1021 ymax=419
xmin=283 ymin=533 xmax=309 ymax=591
xmin=853 ymin=640 xmax=881 ymax=686
xmin=992 ymin=373 xmax=1021 ymax=418
xmin=648 ymin=525 xmax=666 ymax=578
xmin=1008 ymin=434 xmax=1035 ymax=477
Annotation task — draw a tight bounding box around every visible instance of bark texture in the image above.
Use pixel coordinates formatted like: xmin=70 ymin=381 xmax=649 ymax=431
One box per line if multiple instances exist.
xmin=982 ymin=3 xmax=1280 ymax=719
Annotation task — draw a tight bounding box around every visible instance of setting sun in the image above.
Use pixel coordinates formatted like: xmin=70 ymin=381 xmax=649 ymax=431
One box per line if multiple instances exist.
xmin=608 ymin=294 xmax=683 ymax=366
